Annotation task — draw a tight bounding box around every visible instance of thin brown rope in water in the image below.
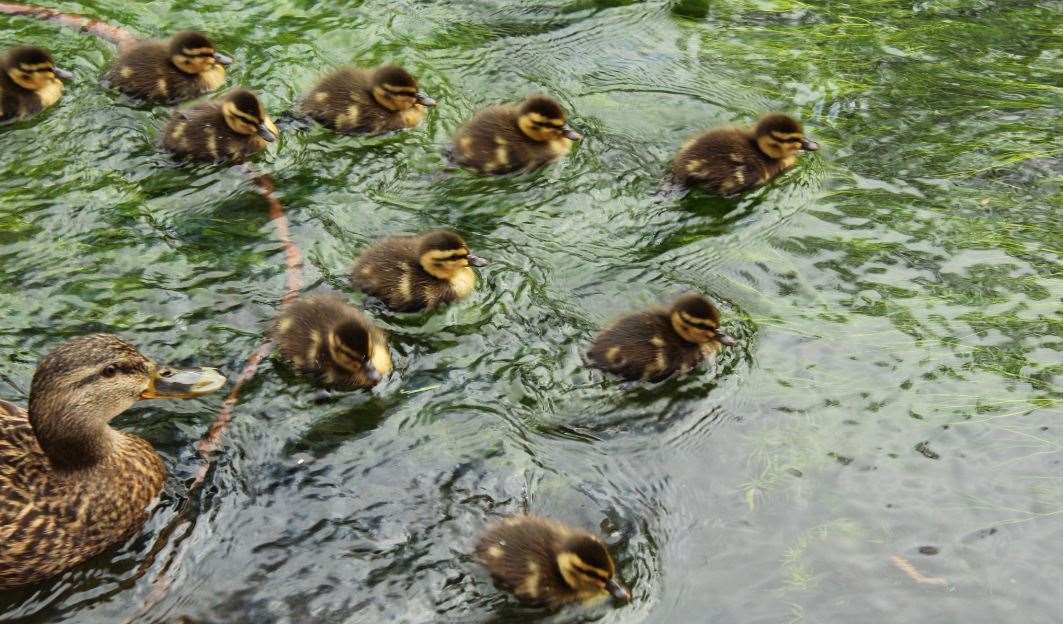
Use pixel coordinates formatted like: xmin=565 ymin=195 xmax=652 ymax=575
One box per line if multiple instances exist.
xmin=890 ymin=555 xmax=949 ymax=588
xmin=0 ymin=2 xmax=136 ymax=44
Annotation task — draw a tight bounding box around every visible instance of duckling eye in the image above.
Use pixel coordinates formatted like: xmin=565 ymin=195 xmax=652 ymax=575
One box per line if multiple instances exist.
xmin=101 ymin=364 xmax=120 ymax=378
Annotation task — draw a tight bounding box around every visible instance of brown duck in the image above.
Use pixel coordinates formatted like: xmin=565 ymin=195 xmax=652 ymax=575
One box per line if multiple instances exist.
xmin=105 ymin=31 xmax=232 ymax=103
xmin=1 ymin=46 xmax=73 ymax=123
xmin=162 ymin=88 xmax=278 ymax=163
xmin=298 ymin=64 xmax=435 ymax=134
xmin=0 ymin=334 xmax=225 ymax=589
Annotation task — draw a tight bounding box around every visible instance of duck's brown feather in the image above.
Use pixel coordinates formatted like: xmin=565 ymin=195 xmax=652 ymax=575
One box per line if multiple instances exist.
xmin=298 ymin=67 xmax=424 ymax=134
xmin=351 ymin=236 xmax=468 ymax=312
xmin=673 ymin=128 xmax=789 ymax=194
xmin=587 ymin=309 xmax=706 ymax=381
xmin=450 ymin=105 xmax=570 ymax=174
xmin=105 ymin=39 xmax=224 ymax=103
xmin=162 ymin=101 xmax=269 ymax=163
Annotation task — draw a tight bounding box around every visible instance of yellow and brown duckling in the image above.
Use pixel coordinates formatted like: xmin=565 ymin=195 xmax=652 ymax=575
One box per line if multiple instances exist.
xmin=588 ymin=293 xmax=736 ymax=382
xmin=0 ymin=334 xmax=225 ymax=589
xmin=351 ymin=230 xmax=488 ymax=313
xmin=449 ymin=95 xmax=582 ymax=174
xmin=273 ymin=295 xmax=392 ymax=390
xmin=297 ymin=64 xmax=436 ymax=134
xmin=105 ymin=31 xmax=232 ymax=103
xmin=475 ymin=515 xmax=631 ymax=609
xmin=673 ymin=113 xmax=819 ymax=195
xmin=162 ymin=88 xmax=278 ymax=163
xmin=1 ymin=46 xmax=73 ymax=124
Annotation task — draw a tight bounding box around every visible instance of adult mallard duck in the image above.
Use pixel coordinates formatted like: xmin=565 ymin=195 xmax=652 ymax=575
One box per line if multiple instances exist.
xmin=448 ymin=95 xmax=582 ymax=174
xmin=0 ymin=334 xmax=226 ymax=589
xmin=104 ymin=31 xmax=232 ymax=103
xmin=475 ymin=515 xmax=631 ymax=609
xmin=673 ymin=113 xmax=818 ymax=194
xmin=297 ymin=64 xmax=435 ymax=134
xmin=1 ymin=45 xmax=73 ymax=123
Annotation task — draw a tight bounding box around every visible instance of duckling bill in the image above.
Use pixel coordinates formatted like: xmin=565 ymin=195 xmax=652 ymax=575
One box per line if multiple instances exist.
xmin=449 ymin=95 xmax=582 ymax=174
xmin=105 ymin=31 xmax=232 ymax=103
xmin=673 ymin=113 xmax=818 ymax=195
xmin=351 ymin=230 xmax=488 ymax=313
xmin=0 ymin=334 xmax=225 ymax=589
xmin=588 ymin=293 xmax=736 ymax=382
xmin=1 ymin=46 xmax=73 ymax=123
xmin=273 ymin=294 xmax=392 ymax=390
xmin=298 ymin=64 xmax=435 ymax=134
xmin=162 ymin=88 xmax=278 ymax=163
xmin=475 ymin=515 xmax=630 ymax=609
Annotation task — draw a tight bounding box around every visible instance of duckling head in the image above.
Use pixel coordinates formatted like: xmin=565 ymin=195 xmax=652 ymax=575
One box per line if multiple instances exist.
xmin=417 ymin=230 xmax=489 ymax=281
xmin=4 ymin=46 xmax=73 ymax=92
xmin=517 ymin=95 xmax=582 ymax=143
xmin=556 ymin=534 xmax=630 ymax=603
xmin=669 ymin=294 xmax=736 ymax=347
xmin=371 ymin=65 xmax=436 ymax=111
xmin=327 ymin=319 xmax=382 ymax=383
xmin=27 ymin=334 xmax=225 ymax=468
xmin=168 ymin=31 xmax=233 ymax=75
xmin=221 ymin=89 xmax=277 ymax=141
xmin=754 ymin=113 xmax=818 ymax=160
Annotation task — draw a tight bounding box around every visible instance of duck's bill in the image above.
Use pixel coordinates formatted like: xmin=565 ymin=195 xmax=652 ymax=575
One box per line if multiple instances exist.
xmin=52 ymin=67 xmax=74 ymax=81
xmin=141 ymin=367 xmax=227 ymax=399
xmin=800 ymin=138 xmax=819 ymax=151
xmin=467 ymin=253 xmax=489 ymax=267
xmin=213 ymin=52 xmax=234 ymax=66
xmin=415 ymin=91 xmax=437 ymax=107
xmin=715 ymin=331 xmax=737 ymax=347
xmin=562 ymin=124 xmax=583 ymax=141
xmin=257 ymin=123 xmax=277 ymax=142
xmin=606 ymin=579 xmax=631 ymax=602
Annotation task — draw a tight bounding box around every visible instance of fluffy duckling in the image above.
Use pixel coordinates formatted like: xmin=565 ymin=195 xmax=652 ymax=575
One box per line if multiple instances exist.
xmin=0 ymin=46 xmax=73 ymax=123
xmin=273 ymin=294 xmax=392 ymax=389
xmin=0 ymin=334 xmax=225 ymax=589
xmin=588 ymin=293 xmax=736 ymax=382
xmin=449 ymin=95 xmax=582 ymax=174
xmin=105 ymin=31 xmax=232 ymax=103
xmin=298 ymin=64 xmax=436 ymax=134
xmin=673 ymin=113 xmax=819 ymax=195
xmin=351 ymin=230 xmax=488 ymax=313
xmin=475 ymin=515 xmax=631 ymax=609
xmin=162 ymin=88 xmax=278 ymax=163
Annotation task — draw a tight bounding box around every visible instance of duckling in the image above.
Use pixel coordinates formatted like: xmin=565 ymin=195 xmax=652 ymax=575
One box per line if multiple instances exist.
xmin=273 ymin=294 xmax=392 ymax=389
xmin=350 ymin=230 xmax=489 ymax=313
xmin=1 ymin=46 xmax=73 ymax=123
xmin=673 ymin=113 xmax=819 ymax=195
xmin=449 ymin=95 xmax=582 ymax=174
xmin=587 ymin=293 xmax=736 ymax=382
xmin=0 ymin=334 xmax=225 ymax=589
xmin=162 ymin=88 xmax=278 ymax=163
xmin=475 ymin=515 xmax=631 ymax=609
xmin=297 ymin=64 xmax=436 ymax=135
xmin=104 ymin=31 xmax=232 ymax=103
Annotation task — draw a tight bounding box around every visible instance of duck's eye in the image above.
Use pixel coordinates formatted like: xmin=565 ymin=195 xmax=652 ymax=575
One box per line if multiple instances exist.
xmin=101 ymin=364 xmax=120 ymax=378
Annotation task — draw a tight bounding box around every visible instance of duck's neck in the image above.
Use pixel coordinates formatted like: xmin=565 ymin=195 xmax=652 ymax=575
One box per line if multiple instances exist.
xmin=29 ymin=407 xmax=116 ymax=470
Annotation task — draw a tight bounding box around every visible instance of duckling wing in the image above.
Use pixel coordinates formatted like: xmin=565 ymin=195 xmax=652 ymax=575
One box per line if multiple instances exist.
xmin=588 ymin=312 xmax=673 ymax=380
xmin=107 ymin=40 xmax=189 ymax=102
xmin=351 ymin=237 xmax=426 ymax=311
xmin=300 ymin=68 xmax=374 ymax=132
xmin=675 ymin=131 xmax=763 ymax=194
xmin=451 ymin=106 xmax=528 ymax=174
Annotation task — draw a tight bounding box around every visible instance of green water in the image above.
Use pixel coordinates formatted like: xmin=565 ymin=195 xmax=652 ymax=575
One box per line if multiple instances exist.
xmin=1 ymin=0 xmax=1060 ymax=622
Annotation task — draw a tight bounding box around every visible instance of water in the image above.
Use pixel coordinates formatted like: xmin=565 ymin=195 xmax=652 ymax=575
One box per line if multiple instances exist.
xmin=1 ymin=0 xmax=1060 ymax=622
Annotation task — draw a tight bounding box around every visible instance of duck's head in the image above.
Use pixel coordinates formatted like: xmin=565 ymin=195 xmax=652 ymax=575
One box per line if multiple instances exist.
xmin=168 ymin=31 xmax=233 ymax=75
xmin=221 ymin=89 xmax=277 ymax=141
xmin=27 ymin=334 xmax=226 ymax=469
xmin=753 ymin=113 xmax=818 ymax=160
xmin=4 ymin=46 xmax=73 ymax=92
xmin=670 ymin=294 xmax=736 ymax=347
xmin=327 ymin=319 xmax=383 ymax=384
xmin=556 ymin=534 xmax=630 ymax=603
xmin=417 ymin=230 xmax=488 ymax=280
xmin=517 ymin=95 xmax=582 ymax=143
xmin=370 ymin=65 xmax=436 ymax=112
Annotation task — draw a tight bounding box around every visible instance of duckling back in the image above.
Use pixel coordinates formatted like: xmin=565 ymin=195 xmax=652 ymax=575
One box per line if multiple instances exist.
xmin=673 ymin=128 xmax=782 ymax=194
xmin=475 ymin=516 xmax=582 ymax=608
xmin=588 ymin=309 xmax=705 ymax=381
xmin=450 ymin=106 xmax=567 ymax=174
xmin=0 ymin=401 xmax=164 ymax=589
xmin=273 ymin=295 xmax=391 ymax=389
xmin=297 ymin=68 xmax=417 ymax=134
xmin=162 ymin=100 xmax=268 ymax=163
xmin=351 ymin=236 xmax=468 ymax=312
xmin=106 ymin=40 xmax=224 ymax=103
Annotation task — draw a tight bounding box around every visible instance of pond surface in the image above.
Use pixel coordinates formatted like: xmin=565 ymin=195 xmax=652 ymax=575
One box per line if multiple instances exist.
xmin=1 ymin=0 xmax=1060 ymax=622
